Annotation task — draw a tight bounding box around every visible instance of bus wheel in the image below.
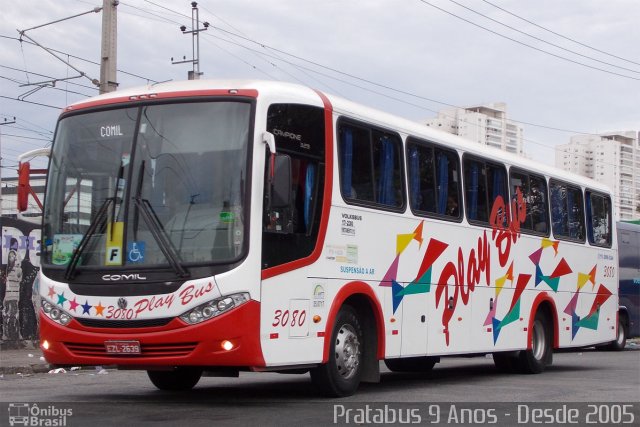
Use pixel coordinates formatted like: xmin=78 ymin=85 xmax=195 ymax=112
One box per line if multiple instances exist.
xmin=385 ymin=356 xmax=439 ymax=372
xmin=147 ymin=367 xmax=203 ymax=391
xmin=310 ymin=305 xmax=363 ymax=397
xmin=605 ymin=316 xmax=628 ymax=351
xmin=517 ymin=310 xmax=552 ymax=374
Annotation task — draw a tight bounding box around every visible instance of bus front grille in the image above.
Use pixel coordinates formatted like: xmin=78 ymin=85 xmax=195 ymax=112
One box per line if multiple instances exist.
xmin=75 ymin=317 xmax=173 ymax=328
xmin=63 ymin=342 xmax=198 ymax=358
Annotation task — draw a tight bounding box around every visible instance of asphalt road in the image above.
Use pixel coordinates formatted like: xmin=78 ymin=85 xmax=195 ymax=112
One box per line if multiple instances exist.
xmin=1 ymin=348 xmax=639 ymax=426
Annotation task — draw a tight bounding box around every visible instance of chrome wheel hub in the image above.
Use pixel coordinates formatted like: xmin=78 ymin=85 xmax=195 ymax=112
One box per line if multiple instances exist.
xmin=334 ymin=324 xmax=361 ymax=379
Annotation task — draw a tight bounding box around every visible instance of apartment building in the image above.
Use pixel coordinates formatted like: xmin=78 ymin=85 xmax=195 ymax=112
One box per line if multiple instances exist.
xmin=555 ymin=131 xmax=639 ymax=221
xmin=425 ymin=103 xmax=524 ymax=156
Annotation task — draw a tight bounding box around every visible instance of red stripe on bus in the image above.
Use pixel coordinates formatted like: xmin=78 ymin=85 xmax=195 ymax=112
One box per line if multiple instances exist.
xmin=528 ymin=292 xmax=560 ymax=349
xmin=63 ymin=89 xmax=259 ymax=112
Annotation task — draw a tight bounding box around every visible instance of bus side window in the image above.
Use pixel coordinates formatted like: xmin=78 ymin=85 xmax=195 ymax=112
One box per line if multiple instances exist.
xmin=463 ymin=156 xmax=507 ymax=227
xmin=550 ymin=180 xmax=585 ymax=242
xmin=407 ymin=138 xmax=461 ymax=220
xmin=338 ymin=120 xmax=404 ymax=211
xmin=509 ymin=169 xmax=549 ymax=235
xmin=586 ymin=190 xmax=612 ymax=247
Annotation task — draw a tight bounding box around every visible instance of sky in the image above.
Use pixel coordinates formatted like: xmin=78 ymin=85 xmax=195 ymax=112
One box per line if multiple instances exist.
xmin=1 ymin=0 xmax=639 ymax=179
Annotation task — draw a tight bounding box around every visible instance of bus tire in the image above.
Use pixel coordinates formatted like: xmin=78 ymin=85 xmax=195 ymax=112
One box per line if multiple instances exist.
xmin=384 ymin=356 xmax=439 ymax=372
xmin=606 ymin=316 xmax=628 ymax=351
xmin=517 ymin=310 xmax=552 ymax=374
xmin=310 ymin=305 xmax=363 ymax=397
xmin=147 ymin=367 xmax=203 ymax=391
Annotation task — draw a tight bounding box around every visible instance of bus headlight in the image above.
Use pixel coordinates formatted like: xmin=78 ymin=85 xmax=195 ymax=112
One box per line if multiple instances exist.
xmin=179 ymin=292 xmax=250 ymax=325
xmin=41 ymin=299 xmax=72 ymax=326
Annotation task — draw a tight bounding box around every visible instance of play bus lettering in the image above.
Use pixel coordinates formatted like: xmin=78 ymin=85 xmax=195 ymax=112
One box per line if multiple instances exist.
xmin=27 ymin=80 xmax=617 ymax=396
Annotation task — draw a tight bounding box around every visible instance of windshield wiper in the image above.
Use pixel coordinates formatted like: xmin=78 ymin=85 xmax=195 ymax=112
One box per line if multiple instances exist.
xmin=132 ymin=198 xmax=190 ymax=278
xmin=133 ymin=161 xmax=190 ymax=278
xmin=64 ymin=197 xmax=113 ymax=280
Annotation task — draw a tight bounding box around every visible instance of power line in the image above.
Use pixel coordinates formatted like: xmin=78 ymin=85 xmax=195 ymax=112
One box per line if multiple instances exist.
xmin=414 ymin=0 xmax=640 ymax=81
xmin=0 ymin=63 xmax=99 ymax=91
xmin=3 ymin=124 xmax=52 ymax=137
xmin=480 ymin=0 xmax=640 ymax=67
xmin=0 ymin=34 xmax=160 ymax=83
xmin=445 ymin=0 xmax=640 ymax=75
xmin=0 ymin=74 xmax=93 ymax=98
xmin=207 ymin=24 xmax=601 ymax=135
xmin=120 ymin=1 xmax=284 ymax=82
xmin=0 ymin=95 xmax=62 ymax=110
xmin=0 ymin=133 xmax=52 ymax=142
xmin=196 ymin=2 xmax=339 ymax=93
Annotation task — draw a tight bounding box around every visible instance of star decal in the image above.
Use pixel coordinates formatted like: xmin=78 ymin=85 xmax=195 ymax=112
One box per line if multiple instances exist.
xmin=56 ymin=292 xmax=68 ymax=307
xmin=94 ymin=302 xmax=105 ymax=316
xmin=68 ymin=297 xmax=80 ymax=312
xmin=48 ymin=286 xmax=56 ymax=298
xmin=81 ymin=300 xmax=92 ymax=315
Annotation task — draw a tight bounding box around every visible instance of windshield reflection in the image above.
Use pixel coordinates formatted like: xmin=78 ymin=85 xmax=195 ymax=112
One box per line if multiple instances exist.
xmin=43 ymin=101 xmax=251 ymax=274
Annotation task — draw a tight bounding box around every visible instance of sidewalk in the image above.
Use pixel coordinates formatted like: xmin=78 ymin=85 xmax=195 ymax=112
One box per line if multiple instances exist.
xmin=0 ymin=347 xmax=50 ymax=375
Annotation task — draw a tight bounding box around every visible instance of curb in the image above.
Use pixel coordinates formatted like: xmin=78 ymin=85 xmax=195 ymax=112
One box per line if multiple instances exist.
xmin=0 ymin=364 xmax=52 ymax=376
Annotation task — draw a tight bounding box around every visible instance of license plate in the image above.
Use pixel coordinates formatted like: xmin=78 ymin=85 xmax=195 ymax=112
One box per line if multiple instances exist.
xmin=105 ymin=340 xmax=141 ymax=354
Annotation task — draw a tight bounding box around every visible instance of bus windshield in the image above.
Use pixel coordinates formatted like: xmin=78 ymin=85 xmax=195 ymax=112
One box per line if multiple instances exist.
xmin=42 ymin=101 xmax=252 ymax=274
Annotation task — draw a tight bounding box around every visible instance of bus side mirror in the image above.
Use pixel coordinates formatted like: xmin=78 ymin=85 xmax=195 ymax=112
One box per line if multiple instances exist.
xmin=270 ymin=154 xmax=292 ymax=208
xmin=265 ymin=153 xmax=294 ymax=234
xmin=17 ymin=162 xmax=30 ymax=212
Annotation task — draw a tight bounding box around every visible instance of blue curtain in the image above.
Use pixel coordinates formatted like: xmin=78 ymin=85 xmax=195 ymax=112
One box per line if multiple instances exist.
xmin=567 ymin=189 xmax=576 ymax=238
xmin=377 ymin=137 xmax=395 ymax=206
xmin=492 ymin=168 xmax=505 ymax=201
xmin=492 ymin=168 xmax=506 ymax=225
xmin=341 ymin=128 xmax=353 ymax=198
xmin=468 ymin=163 xmax=479 ymax=220
xmin=550 ymin=186 xmax=563 ymax=234
xmin=585 ymin=193 xmax=593 ymax=242
xmin=409 ymin=146 xmax=420 ymax=208
xmin=437 ymin=153 xmax=449 ymax=215
xmin=304 ymin=163 xmax=315 ymax=229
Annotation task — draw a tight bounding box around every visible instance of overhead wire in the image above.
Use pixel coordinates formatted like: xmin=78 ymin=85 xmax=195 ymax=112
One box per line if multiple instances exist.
xmin=414 ymin=0 xmax=640 ymax=81
xmin=197 ymin=2 xmax=340 ymax=93
xmin=0 ymin=34 xmax=160 ymax=83
xmin=445 ymin=0 xmax=640 ymax=75
xmin=479 ymin=0 xmax=640 ymax=67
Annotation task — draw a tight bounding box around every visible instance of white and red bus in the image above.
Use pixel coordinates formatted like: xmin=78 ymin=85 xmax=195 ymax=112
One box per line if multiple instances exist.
xmin=30 ymin=80 xmax=618 ymax=396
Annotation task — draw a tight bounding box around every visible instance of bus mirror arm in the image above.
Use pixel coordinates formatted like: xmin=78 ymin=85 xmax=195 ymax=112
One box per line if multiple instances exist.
xmin=262 ymin=131 xmax=276 ymax=154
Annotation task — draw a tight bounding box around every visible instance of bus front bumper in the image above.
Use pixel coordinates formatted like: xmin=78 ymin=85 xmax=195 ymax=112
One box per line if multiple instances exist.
xmin=39 ymin=300 xmax=265 ymax=369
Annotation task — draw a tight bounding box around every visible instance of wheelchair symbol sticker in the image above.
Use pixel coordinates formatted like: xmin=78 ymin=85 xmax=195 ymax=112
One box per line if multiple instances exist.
xmin=127 ymin=241 xmax=145 ymax=264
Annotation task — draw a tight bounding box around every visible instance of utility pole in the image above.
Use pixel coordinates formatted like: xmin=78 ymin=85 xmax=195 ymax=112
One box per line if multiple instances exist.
xmin=0 ymin=117 xmax=17 ymax=217
xmin=100 ymin=0 xmax=118 ymax=94
xmin=171 ymin=2 xmax=209 ymax=80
